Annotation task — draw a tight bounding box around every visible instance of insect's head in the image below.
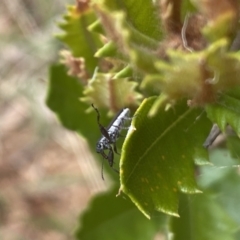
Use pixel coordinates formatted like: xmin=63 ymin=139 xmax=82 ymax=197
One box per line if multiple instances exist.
xmin=96 ymin=142 xmax=104 ymax=153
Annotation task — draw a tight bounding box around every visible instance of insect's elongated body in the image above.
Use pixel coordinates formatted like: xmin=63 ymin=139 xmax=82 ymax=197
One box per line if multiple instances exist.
xmin=92 ymin=104 xmax=131 ymax=178
xmin=97 ymin=108 xmax=130 ymax=150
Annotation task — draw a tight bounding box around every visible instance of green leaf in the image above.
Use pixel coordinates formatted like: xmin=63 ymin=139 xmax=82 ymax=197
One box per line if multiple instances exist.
xmin=113 ymin=65 xmax=133 ymax=79
xmin=198 ymin=150 xmax=236 ymax=189
xmin=206 ymin=88 xmax=240 ymax=134
xmin=211 ymin=171 xmax=240 ymax=232
xmin=81 ymin=72 xmax=142 ymax=110
xmin=227 ymin=136 xmax=240 ymax=160
xmin=46 ymin=64 xmax=100 ymax=146
xmin=88 ymin=19 xmax=104 ymax=35
xmin=200 ymin=6 xmax=239 ymax=42
xmin=170 ymin=193 xmax=237 ymax=240
xmin=95 ymin=41 xmax=119 ymax=58
xmin=94 ymin=41 xmax=128 ymax=61
xmin=120 ymin=97 xmax=212 ymax=218
xmin=141 ymin=39 xmax=240 ymax=104
xmin=199 ymin=149 xmax=240 ymax=226
xmin=58 ymin=5 xmax=101 ymax=73
xmin=95 ymin=0 xmax=163 ymax=41
xmin=184 ymin=149 xmax=240 ymax=240
xmin=93 ymin=0 xmax=162 ymax=73
xmin=75 ymin=187 xmax=168 ymax=240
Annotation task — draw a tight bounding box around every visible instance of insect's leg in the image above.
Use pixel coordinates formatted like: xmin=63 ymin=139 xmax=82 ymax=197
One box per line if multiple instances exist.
xmin=119 ymin=116 xmax=133 ymax=130
xmin=91 ymin=104 xmax=101 ymax=125
xmin=100 ymin=150 xmax=109 ymax=180
xmin=92 ymin=104 xmax=112 ymax=141
xmin=122 ymin=112 xmax=137 ymax=122
xmin=121 ymin=113 xmax=137 ymax=127
xmin=101 ymin=157 xmax=105 ymax=180
xmin=99 ymin=150 xmax=108 ymax=180
xmin=108 ymin=148 xmax=119 ymax=174
xmin=123 ymin=116 xmax=133 ymax=121
xmin=101 ymin=128 xmax=112 ymax=142
xmin=107 ymin=147 xmax=114 ymax=167
xmin=113 ymin=143 xmax=121 ymax=155
xmin=100 ymin=148 xmax=115 ymax=165
xmin=119 ymin=126 xmax=130 ymax=130
xmin=112 ymin=167 xmax=119 ymax=174
xmin=101 ymin=150 xmax=109 ymax=160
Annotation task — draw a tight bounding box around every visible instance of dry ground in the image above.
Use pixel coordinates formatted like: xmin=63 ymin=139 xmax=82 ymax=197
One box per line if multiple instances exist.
xmin=0 ymin=1 xmax=108 ymax=239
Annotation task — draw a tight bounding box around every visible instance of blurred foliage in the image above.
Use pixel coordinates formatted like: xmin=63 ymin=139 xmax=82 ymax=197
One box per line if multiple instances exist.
xmin=75 ymin=187 xmax=168 ymax=240
xmin=46 ymin=0 xmax=240 ymax=239
xmin=47 ymin=64 xmax=98 ymax=145
xmin=0 ymin=1 xmax=93 ymax=240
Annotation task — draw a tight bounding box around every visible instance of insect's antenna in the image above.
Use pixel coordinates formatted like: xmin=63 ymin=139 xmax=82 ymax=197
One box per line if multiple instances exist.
xmin=91 ymin=104 xmax=101 ymax=126
xmin=101 ymin=158 xmax=105 ymax=180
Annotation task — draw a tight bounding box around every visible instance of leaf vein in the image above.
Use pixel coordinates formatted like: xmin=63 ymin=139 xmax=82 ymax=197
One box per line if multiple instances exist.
xmin=125 ymin=107 xmax=193 ymax=183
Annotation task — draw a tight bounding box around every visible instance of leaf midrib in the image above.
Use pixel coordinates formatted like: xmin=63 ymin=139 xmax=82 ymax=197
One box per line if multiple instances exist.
xmin=125 ymin=107 xmax=193 ymax=184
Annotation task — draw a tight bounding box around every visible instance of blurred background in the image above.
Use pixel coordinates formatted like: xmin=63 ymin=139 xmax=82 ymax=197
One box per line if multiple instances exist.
xmin=0 ymin=1 xmax=108 ymax=239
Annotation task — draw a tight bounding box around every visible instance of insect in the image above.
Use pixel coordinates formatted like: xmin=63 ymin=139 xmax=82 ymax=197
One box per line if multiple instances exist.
xmin=91 ymin=104 xmax=131 ymax=179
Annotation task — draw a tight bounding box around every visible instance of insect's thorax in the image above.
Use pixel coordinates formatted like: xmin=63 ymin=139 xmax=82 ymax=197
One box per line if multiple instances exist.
xmin=96 ymin=137 xmax=110 ymax=152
